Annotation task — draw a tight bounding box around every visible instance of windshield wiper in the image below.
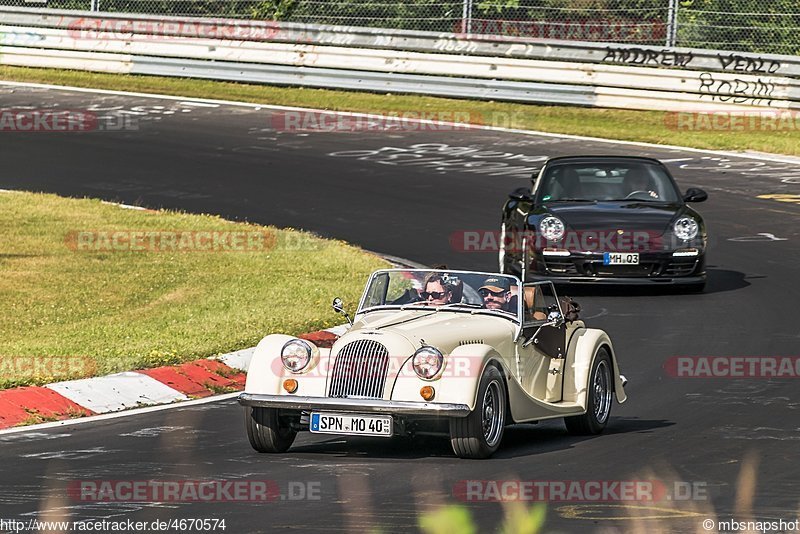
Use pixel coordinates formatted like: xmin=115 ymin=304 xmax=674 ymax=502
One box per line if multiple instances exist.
xmin=546 ymin=198 xmax=597 ymax=203
xmin=399 ymin=302 xmax=435 ymax=311
xmin=438 ymin=303 xmax=483 ymax=310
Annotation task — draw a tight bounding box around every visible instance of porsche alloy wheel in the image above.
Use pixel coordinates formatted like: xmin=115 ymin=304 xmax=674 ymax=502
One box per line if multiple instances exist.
xmin=450 ymin=365 xmax=507 ymax=459
xmin=564 ymin=348 xmax=613 ymax=435
xmin=245 ymin=407 xmax=297 ymax=453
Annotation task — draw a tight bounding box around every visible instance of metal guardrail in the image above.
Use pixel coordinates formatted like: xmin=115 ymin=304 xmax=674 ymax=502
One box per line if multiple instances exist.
xmin=3 ymin=6 xmax=800 ymax=77
xmin=1 ymin=6 xmax=799 ymax=112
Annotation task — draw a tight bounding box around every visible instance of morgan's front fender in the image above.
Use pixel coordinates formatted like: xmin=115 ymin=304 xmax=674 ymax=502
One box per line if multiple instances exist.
xmin=245 ymin=334 xmax=324 ymax=396
xmin=563 ymin=328 xmax=627 ymax=409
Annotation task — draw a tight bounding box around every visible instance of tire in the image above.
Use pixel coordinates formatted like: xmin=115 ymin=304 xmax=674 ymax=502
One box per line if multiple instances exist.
xmin=245 ymin=407 xmax=297 ymax=453
xmin=449 ymin=365 xmax=507 ymax=459
xmin=564 ymin=348 xmax=613 ymax=435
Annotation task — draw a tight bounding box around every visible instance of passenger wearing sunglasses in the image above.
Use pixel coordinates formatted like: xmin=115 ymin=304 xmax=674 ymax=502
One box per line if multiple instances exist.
xmin=479 ymin=277 xmax=512 ymax=311
xmin=420 ymin=272 xmax=454 ymax=306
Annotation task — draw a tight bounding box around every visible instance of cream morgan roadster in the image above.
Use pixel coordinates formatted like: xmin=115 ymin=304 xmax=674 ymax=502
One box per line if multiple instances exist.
xmin=238 ymin=269 xmax=627 ymax=459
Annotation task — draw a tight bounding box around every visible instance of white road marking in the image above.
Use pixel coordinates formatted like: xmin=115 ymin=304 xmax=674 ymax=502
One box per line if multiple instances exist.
xmin=728 ymin=233 xmax=788 ymax=242
xmin=2 ymin=79 xmax=800 ymax=166
xmin=178 ymin=101 xmax=220 ymax=107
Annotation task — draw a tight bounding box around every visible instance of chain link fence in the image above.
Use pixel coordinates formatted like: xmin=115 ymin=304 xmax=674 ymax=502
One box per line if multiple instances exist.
xmin=6 ymin=0 xmax=800 ymax=55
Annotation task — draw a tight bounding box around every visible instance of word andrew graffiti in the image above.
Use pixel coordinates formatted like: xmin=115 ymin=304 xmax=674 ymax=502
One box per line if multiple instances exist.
xmin=602 ymin=47 xmax=694 ymax=67
xmin=602 ymin=47 xmax=785 ymax=77
xmin=698 ymin=72 xmax=776 ymax=105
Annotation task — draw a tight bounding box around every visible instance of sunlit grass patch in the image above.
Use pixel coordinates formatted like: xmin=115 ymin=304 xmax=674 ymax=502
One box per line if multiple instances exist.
xmin=0 ymin=190 xmax=387 ymax=388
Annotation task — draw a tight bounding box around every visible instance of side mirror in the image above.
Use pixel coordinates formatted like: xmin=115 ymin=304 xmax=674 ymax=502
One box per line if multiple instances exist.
xmin=508 ymin=187 xmax=533 ymax=202
xmin=522 ymin=315 xmax=563 ymax=347
xmin=559 ymin=297 xmax=581 ymax=322
xmin=332 ymin=297 xmax=353 ymax=326
xmin=683 ymin=188 xmax=708 ymax=203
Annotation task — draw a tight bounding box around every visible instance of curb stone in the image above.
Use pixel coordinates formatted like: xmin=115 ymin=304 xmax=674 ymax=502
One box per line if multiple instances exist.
xmin=0 ymin=327 xmax=343 ymax=430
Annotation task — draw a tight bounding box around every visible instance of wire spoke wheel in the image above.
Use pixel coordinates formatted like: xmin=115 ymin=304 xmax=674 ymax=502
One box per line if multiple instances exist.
xmin=481 ymin=380 xmax=504 ymax=447
xmin=593 ymin=360 xmax=612 ymax=424
xmin=564 ymin=348 xmax=614 ymax=435
xmin=450 ymin=365 xmax=507 ymax=459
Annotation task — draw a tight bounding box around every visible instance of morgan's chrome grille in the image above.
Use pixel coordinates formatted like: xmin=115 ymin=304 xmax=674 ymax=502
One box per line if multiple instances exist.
xmin=328 ymin=340 xmax=390 ymax=399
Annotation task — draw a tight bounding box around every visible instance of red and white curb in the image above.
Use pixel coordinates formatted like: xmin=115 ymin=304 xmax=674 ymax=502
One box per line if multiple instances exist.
xmin=0 ymin=328 xmax=342 ymax=430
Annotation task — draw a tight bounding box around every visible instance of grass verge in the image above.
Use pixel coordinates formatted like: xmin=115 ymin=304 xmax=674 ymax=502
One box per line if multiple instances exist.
xmin=2 ymin=65 xmax=800 ymax=156
xmin=0 ymin=190 xmax=388 ymax=389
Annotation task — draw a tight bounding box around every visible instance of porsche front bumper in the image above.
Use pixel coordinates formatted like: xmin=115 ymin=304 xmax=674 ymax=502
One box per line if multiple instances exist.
xmin=530 ymin=250 xmax=705 ymax=285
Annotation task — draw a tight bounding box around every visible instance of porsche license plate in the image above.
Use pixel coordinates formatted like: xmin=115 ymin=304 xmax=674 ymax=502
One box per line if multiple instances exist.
xmin=310 ymin=412 xmax=392 ymax=437
xmin=603 ymin=252 xmax=639 ymax=265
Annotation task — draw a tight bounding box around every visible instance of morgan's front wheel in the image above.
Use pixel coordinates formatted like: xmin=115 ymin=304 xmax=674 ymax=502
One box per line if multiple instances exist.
xmin=564 ymin=348 xmax=613 ymax=435
xmin=449 ymin=365 xmax=507 ymax=459
xmin=245 ymin=407 xmax=297 ymax=453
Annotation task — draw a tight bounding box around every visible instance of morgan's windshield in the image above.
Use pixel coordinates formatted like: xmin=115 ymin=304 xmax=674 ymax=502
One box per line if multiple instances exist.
xmin=538 ymin=162 xmax=681 ymax=203
xmin=359 ymin=270 xmax=521 ymax=320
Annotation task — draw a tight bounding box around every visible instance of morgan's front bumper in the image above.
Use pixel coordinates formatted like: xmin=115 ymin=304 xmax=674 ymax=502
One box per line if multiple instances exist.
xmin=238 ymin=393 xmax=471 ymax=417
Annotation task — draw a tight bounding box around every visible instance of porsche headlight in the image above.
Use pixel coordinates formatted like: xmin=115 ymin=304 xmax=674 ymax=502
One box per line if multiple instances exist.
xmin=412 ymin=346 xmax=444 ymax=380
xmin=673 ymin=217 xmax=699 ymax=241
xmin=281 ymin=339 xmax=312 ymax=373
xmin=539 ymin=216 xmax=565 ymax=241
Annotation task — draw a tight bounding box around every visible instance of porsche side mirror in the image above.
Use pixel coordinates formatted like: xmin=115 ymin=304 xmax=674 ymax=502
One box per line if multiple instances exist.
xmin=683 ymin=188 xmax=708 ymax=203
xmin=332 ymin=297 xmax=353 ymax=326
xmin=509 ymin=187 xmax=533 ymax=202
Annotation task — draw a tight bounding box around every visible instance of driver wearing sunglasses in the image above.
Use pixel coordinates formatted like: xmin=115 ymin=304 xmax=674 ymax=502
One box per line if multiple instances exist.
xmin=479 ymin=277 xmax=512 ymax=311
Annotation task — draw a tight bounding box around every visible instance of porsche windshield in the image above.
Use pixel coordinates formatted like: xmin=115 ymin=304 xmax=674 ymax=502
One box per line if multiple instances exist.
xmin=359 ymin=270 xmax=520 ymax=319
xmin=538 ymin=162 xmax=681 ymax=203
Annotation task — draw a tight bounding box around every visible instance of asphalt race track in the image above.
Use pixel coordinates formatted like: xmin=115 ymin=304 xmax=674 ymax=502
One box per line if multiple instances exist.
xmin=2 ymin=83 xmax=800 ymax=533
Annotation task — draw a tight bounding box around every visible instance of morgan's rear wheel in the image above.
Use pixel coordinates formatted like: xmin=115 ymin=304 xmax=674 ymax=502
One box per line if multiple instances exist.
xmin=564 ymin=348 xmax=613 ymax=435
xmin=245 ymin=407 xmax=297 ymax=453
xmin=450 ymin=365 xmax=506 ymax=459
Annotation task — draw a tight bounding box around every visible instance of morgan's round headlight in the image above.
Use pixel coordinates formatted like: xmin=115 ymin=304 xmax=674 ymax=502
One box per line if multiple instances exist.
xmin=673 ymin=217 xmax=699 ymax=241
xmin=281 ymin=339 xmax=312 ymax=373
xmin=412 ymin=347 xmax=444 ymax=380
xmin=539 ymin=216 xmax=565 ymax=241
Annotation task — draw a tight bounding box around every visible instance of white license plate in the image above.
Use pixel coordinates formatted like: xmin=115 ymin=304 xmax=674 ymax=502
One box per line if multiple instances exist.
xmin=603 ymin=252 xmax=639 ymax=265
xmin=310 ymin=412 xmax=392 ymax=437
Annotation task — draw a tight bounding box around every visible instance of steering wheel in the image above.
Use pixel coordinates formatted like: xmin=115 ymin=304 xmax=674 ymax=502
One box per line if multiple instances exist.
xmin=625 ymin=190 xmax=655 ymax=200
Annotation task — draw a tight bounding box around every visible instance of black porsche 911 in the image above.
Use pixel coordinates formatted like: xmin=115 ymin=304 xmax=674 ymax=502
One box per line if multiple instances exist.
xmin=500 ymin=156 xmax=708 ymax=291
